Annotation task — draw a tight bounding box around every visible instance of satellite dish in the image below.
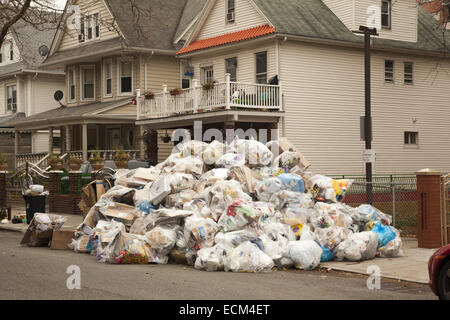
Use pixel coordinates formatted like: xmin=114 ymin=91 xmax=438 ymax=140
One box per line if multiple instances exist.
xmin=38 ymin=45 xmax=49 ymax=57
xmin=54 ymin=90 xmax=64 ymax=102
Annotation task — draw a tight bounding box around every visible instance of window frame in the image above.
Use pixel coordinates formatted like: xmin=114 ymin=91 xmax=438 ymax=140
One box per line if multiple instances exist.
xmin=68 ymin=67 xmax=76 ymax=102
xmin=404 ymin=61 xmax=414 ymax=85
xmin=381 ymin=0 xmax=392 ymax=30
xmin=200 ymin=65 xmax=214 ymax=85
xmin=9 ymin=41 xmax=13 ymax=61
xmin=384 ymin=59 xmax=394 ymax=83
xmin=80 ymin=64 xmax=96 ymax=101
xmin=226 ymin=0 xmax=235 ymax=23
xmin=404 ymin=131 xmax=419 ymax=146
xmin=255 ymin=51 xmax=268 ymax=84
xmin=78 ymin=12 xmax=101 ymax=43
xmin=225 ymin=57 xmax=238 ymax=82
xmin=117 ymin=58 xmax=134 ymax=96
xmin=6 ymin=83 xmax=17 ymax=112
xmin=103 ymin=59 xmax=113 ymax=98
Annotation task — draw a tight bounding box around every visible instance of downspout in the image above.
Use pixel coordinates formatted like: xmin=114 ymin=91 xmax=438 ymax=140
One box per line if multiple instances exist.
xmin=278 ymin=37 xmax=287 ymax=138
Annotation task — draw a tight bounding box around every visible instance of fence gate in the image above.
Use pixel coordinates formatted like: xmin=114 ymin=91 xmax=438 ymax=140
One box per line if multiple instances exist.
xmin=442 ymin=174 xmax=450 ymax=246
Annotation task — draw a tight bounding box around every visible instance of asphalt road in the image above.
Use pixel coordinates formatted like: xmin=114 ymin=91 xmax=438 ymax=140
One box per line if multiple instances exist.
xmin=0 ymin=231 xmax=437 ymax=300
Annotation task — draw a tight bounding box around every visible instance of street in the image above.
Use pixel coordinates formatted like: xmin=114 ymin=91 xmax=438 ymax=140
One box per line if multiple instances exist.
xmin=0 ymin=231 xmax=437 ymax=300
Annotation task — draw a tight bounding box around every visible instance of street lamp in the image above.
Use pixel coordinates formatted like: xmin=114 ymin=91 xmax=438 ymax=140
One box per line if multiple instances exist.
xmin=353 ymin=26 xmax=378 ymax=205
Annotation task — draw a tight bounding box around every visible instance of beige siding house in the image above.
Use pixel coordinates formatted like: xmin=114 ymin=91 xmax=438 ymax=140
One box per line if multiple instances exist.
xmin=0 ymin=21 xmax=65 ymax=168
xmin=136 ymin=0 xmax=450 ymax=175
xmin=11 ymin=0 xmax=201 ymax=165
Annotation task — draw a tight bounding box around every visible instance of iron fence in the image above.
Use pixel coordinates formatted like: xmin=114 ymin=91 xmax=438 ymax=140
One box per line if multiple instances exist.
xmin=330 ymin=175 xmax=418 ymax=235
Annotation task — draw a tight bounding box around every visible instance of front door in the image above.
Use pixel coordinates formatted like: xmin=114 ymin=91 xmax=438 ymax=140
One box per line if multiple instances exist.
xmin=108 ymin=128 xmax=121 ymax=150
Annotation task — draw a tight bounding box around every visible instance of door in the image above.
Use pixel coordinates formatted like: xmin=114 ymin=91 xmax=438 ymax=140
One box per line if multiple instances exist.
xmin=108 ymin=128 xmax=121 ymax=150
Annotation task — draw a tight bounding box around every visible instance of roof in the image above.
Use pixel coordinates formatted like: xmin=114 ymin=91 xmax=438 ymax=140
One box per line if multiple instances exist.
xmin=10 ymin=98 xmax=131 ymax=128
xmin=174 ymin=0 xmax=208 ymax=42
xmin=179 ymin=0 xmax=450 ymax=56
xmin=104 ymin=0 xmax=188 ymax=51
xmin=177 ymin=24 xmax=276 ymax=54
xmin=0 ymin=113 xmax=25 ymax=129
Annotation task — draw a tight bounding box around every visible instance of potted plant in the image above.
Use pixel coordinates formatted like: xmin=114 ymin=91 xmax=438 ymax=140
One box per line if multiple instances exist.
xmin=0 ymin=153 xmax=8 ymax=171
xmin=48 ymin=154 xmax=63 ymax=171
xmin=144 ymin=91 xmax=154 ymax=100
xmin=169 ymin=88 xmax=182 ymax=96
xmin=202 ymin=82 xmax=215 ymax=91
xmin=68 ymin=156 xmax=84 ymax=172
xmin=89 ymin=151 xmax=105 ymax=171
xmin=113 ymin=148 xmax=131 ymax=169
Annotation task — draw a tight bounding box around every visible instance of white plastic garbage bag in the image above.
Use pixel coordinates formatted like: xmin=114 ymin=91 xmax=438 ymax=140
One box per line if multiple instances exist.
xmin=194 ymin=244 xmax=228 ymax=272
xmin=230 ymin=138 xmax=273 ymax=168
xmin=256 ymin=178 xmax=283 ymax=202
xmin=184 ymin=216 xmax=219 ymax=249
xmin=223 ymin=241 xmax=274 ymax=273
xmin=315 ymin=226 xmax=351 ymax=251
xmin=335 ymin=231 xmax=378 ymax=262
xmin=145 ymin=226 xmax=178 ymax=258
xmin=215 ymin=153 xmax=246 ymax=168
xmin=287 ymin=240 xmax=322 ymax=270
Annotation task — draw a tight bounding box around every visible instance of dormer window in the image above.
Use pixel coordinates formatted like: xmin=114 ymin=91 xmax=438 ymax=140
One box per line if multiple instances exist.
xmin=226 ymin=0 xmax=235 ymax=23
xmin=9 ymin=42 xmax=13 ymax=61
xmin=381 ymin=0 xmax=391 ymax=29
xmin=78 ymin=13 xmax=100 ymax=43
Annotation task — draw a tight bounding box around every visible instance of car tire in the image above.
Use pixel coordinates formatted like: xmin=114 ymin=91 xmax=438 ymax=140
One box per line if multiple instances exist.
xmin=437 ymin=260 xmax=450 ymax=301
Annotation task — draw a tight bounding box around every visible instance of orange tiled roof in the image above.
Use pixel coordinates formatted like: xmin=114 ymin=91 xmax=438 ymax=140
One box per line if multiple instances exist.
xmin=177 ymin=24 xmax=276 ymax=55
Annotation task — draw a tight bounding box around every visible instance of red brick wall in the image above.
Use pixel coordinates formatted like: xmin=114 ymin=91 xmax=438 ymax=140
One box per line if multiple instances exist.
xmin=416 ymin=174 xmax=443 ymax=248
xmin=48 ymin=172 xmax=82 ymax=215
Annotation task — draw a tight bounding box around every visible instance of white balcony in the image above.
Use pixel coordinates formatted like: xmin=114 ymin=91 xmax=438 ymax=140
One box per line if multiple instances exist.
xmin=137 ymin=74 xmax=283 ymax=120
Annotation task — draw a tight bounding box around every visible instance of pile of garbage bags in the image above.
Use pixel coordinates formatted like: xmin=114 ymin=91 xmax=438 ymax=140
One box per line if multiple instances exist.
xmin=69 ymin=137 xmax=404 ymax=272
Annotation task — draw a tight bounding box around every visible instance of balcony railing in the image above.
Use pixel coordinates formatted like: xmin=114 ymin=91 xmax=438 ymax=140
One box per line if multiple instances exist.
xmin=137 ymin=74 xmax=282 ymax=120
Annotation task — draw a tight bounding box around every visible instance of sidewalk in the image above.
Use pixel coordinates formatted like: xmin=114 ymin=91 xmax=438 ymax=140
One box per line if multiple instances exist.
xmin=0 ymin=209 xmax=436 ymax=284
xmin=0 ymin=207 xmax=83 ymax=233
xmin=321 ymin=238 xmax=436 ymax=284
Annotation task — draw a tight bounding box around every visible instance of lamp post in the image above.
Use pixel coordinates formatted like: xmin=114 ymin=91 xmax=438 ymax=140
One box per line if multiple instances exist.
xmin=353 ymin=26 xmax=378 ymax=205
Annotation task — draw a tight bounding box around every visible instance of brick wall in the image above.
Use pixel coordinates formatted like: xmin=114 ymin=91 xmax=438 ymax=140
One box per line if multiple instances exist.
xmin=48 ymin=172 xmax=82 ymax=215
xmin=416 ymin=173 xmax=443 ymax=248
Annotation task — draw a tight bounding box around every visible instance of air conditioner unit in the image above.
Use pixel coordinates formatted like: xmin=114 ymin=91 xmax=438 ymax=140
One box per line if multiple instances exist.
xmin=227 ymin=11 xmax=235 ymax=22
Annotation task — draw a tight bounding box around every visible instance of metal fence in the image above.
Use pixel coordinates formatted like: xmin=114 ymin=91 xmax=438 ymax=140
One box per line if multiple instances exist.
xmin=331 ymin=175 xmax=418 ymax=235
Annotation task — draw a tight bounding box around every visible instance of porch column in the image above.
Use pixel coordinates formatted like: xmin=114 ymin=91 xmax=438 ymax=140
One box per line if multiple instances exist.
xmin=48 ymin=127 xmax=53 ymax=155
xmin=139 ymin=125 xmax=145 ymax=160
xmin=225 ymin=73 xmax=231 ymax=110
xmin=65 ymin=125 xmax=71 ymax=152
xmin=14 ymin=130 xmax=20 ymax=170
xmin=82 ymin=123 xmax=88 ymax=162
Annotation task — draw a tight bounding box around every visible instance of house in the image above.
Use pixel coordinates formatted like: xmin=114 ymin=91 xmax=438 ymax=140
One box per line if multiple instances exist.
xmin=136 ymin=0 xmax=450 ymax=175
xmin=10 ymin=0 xmax=204 ymax=166
xmin=0 ymin=20 xmax=65 ymax=169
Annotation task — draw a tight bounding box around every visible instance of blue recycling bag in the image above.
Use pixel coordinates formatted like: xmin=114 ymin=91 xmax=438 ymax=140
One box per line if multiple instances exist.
xmin=136 ymin=200 xmax=157 ymax=215
xmin=372 ymin=222 xmax=396 ymax=248
xmin=277 ymin=174 xmax=305 ymax=193
xmin=320 ymin=246 xmax=334 ymax=262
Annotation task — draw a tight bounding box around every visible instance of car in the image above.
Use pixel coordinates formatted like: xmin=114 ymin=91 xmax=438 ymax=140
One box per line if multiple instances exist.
xmin=428 ymin=244 xmax=450 ymax=300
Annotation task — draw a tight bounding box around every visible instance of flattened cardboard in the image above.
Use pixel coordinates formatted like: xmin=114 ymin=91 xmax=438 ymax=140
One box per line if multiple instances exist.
xmin=50 ymin=230 xmax=75 ymax=250
xmin=104 ymin=202 xmax=136 ymax=223
xmin=278 ymin=137 xmax=311 ymax=170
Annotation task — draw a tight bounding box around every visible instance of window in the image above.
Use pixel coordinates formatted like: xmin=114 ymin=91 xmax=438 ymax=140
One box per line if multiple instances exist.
xmin=201 ymin=66 xmax=214 ymax=84
xmin=404 ymin=62 xmax=413 ymax=85
xmin=404 ymin=132 xmax=418 ymax=145
xmin=225 ymin=57 xmax=237 ymax=82
xmin=9 ymin=42 xmax=13 ymax=61
xmin=255 ymin=52 xmax=268 ymax=84
xmin=119 ymin=61 xmax=133 ymax=94
xmin=6 ymin=85 xmax=17 ymax=112
xmin=104 ymin=60 xmax=112 ymax=96
xmin=182 ymin=79 xmax=190 ymax=89
xmin=385 ymin=60 xmax=394 ymax=83
xmin=78 ymin=14 xmax=100 ymax=43
xmin=81 ymin=66 xmax=95 ymax=100
xmin=68 ymin=69 xmax=76 ymax=101
xmin=381 ymin=0 xmax=391 ymax=29
xmin=226 ymin=0 xmax=235 ymax=23
xmin=0 ymin=53 xmax=2 ymax=63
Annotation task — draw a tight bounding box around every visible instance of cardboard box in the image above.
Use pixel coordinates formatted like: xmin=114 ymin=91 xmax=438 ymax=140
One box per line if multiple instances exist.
xmin=50 ymin=230 xmax=75 ymax=250
xmin=278 ymin=137 xmax=311 ymax=170
xmin=104 ymin=202 xmax=136 ymax=224
xmin=78 ymin=180 xmax=106 ymax=218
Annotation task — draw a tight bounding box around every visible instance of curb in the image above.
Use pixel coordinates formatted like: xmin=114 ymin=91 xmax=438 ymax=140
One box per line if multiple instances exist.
xmin=0 ymin=224 xmax=27 ymax=233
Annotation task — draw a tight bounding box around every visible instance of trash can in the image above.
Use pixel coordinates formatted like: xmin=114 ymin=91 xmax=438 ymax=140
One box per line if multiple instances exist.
xmin=23 ymin=195 xmax=46 ymax=224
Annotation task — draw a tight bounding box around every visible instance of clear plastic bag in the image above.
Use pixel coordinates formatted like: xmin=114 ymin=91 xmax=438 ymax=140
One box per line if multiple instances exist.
xmin=256 ymin=178 xmax=283 ymax=202
xmin=277 ymin=173 xmax=305 ymax=193
xmin=194 ymin=244 xmax=228 ymax=272
xmin=215 ymin=153 xmax=246 ymax=168
xmin=145 ymin=226 xmax=178 ymax=257
xmin=184 ymin=216 xmax=220 ymax=249
xmin=315 ymin=226 xmax=351 ymax=251
xmin=230 ymin=138 xmax=273 ymax=168
xmin=287 ymin=240 xmax=322 ymax=270
xmin=217 ymin=199 xmax=256 ymax=232
xmin=223 ymin=241 xmax=274 ymax=273
xmin=335 ymin=231 xmax=378 ymax=262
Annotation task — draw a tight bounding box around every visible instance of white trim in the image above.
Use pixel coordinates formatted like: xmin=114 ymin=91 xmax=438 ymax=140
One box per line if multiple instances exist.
xmin=67 ymin=66 xmax=77 ymax=102
xmin=403 ymin=61 xmax=414 ymax=85
xmin=101 ymin=0 xmax=126 ymax=40
xmin=248 ymin=0 xmax=274 ymax=27
xmin=5 ymin=82 xmax=18 ymax=113
xmin=174 ymin=14 xmax=202 ymax=44
xmin=117 ymin=57 xmax=134 ymax=96
xmin=80 ymin=64 xmax=96 ymax=101
xmin=103 ymin=58 xmax=113 ymax=98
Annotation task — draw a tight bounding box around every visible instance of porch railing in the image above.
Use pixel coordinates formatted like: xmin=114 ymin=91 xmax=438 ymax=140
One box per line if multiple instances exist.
xmin=16 ymin=153 xmax=49 ymax=170
xmin=67 ymin=150 xmax=139 ymax=161
xmin=138 ymin=73 xmax=282 ymax=120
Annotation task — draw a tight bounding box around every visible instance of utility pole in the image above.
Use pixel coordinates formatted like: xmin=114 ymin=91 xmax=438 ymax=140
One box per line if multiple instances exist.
xmin=353 ymin=26 xmax=378 ymax=205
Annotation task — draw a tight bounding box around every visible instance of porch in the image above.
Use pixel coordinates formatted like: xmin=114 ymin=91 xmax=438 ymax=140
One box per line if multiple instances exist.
xmin=137 ymin=74 xmax=283 ymax=120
